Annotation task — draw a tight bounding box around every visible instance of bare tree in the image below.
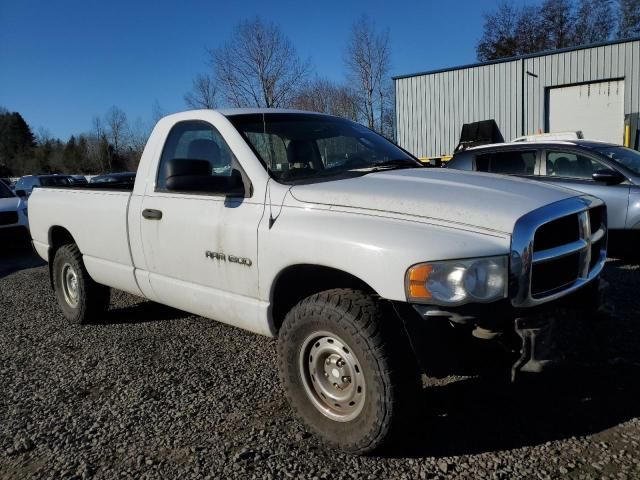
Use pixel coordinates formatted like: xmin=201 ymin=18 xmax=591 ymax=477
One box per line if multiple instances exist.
xmin=35 ymin=127 xmax=53 ymax=146
xmin=292 ymin=78 xmax=359 ymax=120
xmin=514 ymin=5 xmax=548 ymax=55
xmin=619 ymin=0 xmax=640 ymax=38
xmin=128 ymin=117 xmax=151 ymax=154
xmin=104 ymin=106 xmax=129 ymax=156
xmin=91 ymin=115 xmax=109 ymax=171
xmin=184 ymin=73 xmax=218 ymax=109
xmin=539 ymin=0 xmax=575 ymax=49
xmin=212 ymin=17 xmax=309 ymax=108
xmin=574 ymin=0 xmax=615 ymax=45
xmin=151 ymin=99 xmax=165 ymax=124
xmin=83 ymin=133 xmax=107 ymax=173
xmin=345 ymin=15 xmax=391 ymax=134
xmin=476 ymin=2 xmax=520 ymax=61
xmin=477 ymin=0 xmax=617 ymax=61
xmin=92 ymin=115 xmax=105 ymax=141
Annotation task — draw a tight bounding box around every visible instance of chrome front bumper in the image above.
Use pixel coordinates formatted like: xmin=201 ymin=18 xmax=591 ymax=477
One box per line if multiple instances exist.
xmin=510 ymin=195 xmax=607 ymax=308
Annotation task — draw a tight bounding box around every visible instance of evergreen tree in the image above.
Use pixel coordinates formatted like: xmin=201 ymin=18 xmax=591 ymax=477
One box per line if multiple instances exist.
xmin=0 ymin=111 xmax=35 ymax=174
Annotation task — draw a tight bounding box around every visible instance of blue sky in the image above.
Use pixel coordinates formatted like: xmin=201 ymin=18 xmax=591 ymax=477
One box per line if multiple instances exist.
xmin=1 ymin=0 xmax=515 ymax=140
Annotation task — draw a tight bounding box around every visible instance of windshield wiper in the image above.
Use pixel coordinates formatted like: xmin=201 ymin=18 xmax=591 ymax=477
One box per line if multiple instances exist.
xmin=374 ymin=159 xmax=422 ymax=168
xmin=349 ymin=158 xmax=422 ymax=173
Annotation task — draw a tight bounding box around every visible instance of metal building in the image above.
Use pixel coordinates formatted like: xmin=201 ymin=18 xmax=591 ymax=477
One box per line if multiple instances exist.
xmin=393 ymin=37 xmax=640 ymax=159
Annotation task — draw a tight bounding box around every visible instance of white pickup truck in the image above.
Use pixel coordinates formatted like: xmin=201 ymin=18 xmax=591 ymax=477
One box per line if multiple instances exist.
xmin=29 ymin=109 xmax=607 ymax=454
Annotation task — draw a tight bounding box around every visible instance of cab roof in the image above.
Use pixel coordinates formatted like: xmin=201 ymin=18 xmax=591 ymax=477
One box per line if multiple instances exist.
xmin=217 ymin=108 xmax=326 ymax=117
xmin=465 ymin=139 xmax=620 ymax=153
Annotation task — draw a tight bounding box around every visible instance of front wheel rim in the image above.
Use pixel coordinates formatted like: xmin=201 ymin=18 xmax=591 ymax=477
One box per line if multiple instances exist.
xmin=61 ymin=263 xmax=80 ymax=308
xmin=299 ymin=331 xmax=366 ymax=422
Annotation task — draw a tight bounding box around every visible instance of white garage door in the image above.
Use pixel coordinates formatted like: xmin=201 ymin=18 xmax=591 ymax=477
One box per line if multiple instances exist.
xmin=547 ymin=80 xmax=625 ymax=144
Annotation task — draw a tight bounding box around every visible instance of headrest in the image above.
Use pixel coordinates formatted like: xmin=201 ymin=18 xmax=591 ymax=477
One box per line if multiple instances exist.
xmin=187 ymin=138 xmax=221 ymax=164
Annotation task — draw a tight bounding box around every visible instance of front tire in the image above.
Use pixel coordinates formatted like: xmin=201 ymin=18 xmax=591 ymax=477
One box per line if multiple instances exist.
xmin=52 ymin=244 xmax=110 ymax=324
xmin=277 ymin=289 xmax=418 ymax=454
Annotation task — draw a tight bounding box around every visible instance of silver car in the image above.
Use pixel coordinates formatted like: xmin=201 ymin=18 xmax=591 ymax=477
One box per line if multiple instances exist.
xmin=447 ymin=140 xmax=640 ymax=255
xmin=0 ymin=179 xmax=29 ymax=240
xmin=14 ymin=174 xmax=74 ymax=197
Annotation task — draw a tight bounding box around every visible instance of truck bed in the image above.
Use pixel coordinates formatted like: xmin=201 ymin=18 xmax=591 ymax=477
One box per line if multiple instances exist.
xmin=28 ymin=187 xmax=141 ymax=296
xmin=46 ymin=182 xmax=135 ymax=192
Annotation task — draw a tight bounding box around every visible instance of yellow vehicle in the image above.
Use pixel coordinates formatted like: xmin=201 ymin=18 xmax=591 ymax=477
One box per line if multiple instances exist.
xmin=418 ymin=155 xmax=452 ymax=167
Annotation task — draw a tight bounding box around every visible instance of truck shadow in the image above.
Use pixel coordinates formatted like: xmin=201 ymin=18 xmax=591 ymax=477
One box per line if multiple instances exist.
xmin=98 ymin=301 xmax=189 ymax=325
xmin=398 ymin=364 xmax=640 ymax=458
xmin=0 ymin=244 xmax=45 ymax=279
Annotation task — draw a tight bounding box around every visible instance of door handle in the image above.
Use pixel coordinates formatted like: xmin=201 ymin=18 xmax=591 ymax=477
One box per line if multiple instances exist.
xmin=142 ymin=209 xmax=163 ymax=220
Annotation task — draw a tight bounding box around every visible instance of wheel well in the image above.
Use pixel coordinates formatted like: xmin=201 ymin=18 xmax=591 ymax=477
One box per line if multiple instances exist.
xmin=271 ymin=265 xmax=375 ymax=333
xmin=47 ymin=226 xmax=76 ymax=286
xmin=49 ymin=226 xmax=76 ymax=259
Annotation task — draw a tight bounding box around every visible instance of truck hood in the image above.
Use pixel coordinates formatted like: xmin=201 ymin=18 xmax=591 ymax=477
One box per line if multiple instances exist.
xmin=0 ymin=197 xmax=20 ymax=212
xmin=289 ymin=168 xmax=578 ymax=234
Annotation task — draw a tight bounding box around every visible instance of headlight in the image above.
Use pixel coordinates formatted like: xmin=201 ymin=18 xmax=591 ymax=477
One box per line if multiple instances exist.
xmin=406 ymin=256 xmax=508 ymax=306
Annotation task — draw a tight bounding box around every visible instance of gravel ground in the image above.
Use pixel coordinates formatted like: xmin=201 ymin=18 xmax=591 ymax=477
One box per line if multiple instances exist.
xmin=1 ymin=246 xmax=639 ymax=479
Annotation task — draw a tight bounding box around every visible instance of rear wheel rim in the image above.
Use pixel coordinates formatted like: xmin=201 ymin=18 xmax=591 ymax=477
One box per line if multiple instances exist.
xmin=299 ymin=331 xmax=366 ymax=422
xmin=61 ymin=263 xmax=80 ymax=308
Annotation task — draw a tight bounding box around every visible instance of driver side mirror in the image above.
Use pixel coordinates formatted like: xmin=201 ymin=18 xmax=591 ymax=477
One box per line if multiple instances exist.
xmin=15 ymin=189 xmax=27 ymax=198
xmin=164 ymin=158 xmax=245 ymax=196
xmin=592 ymin=169 xmax=625 ymax=185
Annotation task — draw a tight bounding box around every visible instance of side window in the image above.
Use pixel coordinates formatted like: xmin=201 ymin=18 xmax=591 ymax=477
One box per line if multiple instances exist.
xmin=545 ymin=151 xmax=608 ymax=179
xmin=156 ymin=121 xmax=236 ymax=191
xmin=475 ymin=155 xmax=490 ymax=172
xmin=475 ymin=150 xmax=536 ymax=175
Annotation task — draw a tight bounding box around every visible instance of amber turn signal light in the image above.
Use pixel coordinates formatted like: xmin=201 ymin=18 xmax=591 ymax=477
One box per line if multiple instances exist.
xmin=406 ymin=264 xmax=432 ymax=300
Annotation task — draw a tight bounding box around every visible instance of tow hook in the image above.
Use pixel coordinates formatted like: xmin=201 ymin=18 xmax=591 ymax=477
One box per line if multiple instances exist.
xmin=511 ymin=315 xmax=558 ymax=382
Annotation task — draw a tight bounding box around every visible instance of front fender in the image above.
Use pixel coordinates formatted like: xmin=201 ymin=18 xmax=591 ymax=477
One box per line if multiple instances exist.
xmin=627 ymin=191 xmax=640 ymax=229
xmin=258 ymin=205 xmax=510 ymax=303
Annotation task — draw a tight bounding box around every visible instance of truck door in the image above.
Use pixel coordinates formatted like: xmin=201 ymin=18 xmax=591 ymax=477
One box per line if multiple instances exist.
xmin=138 ymin=120 xmax=265 ymax=333
xmin=540 ymin=149 xmax=630 ymax=230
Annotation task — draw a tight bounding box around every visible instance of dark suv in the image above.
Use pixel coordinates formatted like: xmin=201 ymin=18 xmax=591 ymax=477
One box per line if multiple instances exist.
xmin=447 ymin=140 xmax=640 ymax=254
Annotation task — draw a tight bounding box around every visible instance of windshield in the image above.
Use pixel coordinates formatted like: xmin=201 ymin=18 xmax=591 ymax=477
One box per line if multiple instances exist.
xmin=593 ymin=145 xmax=640 ymax=176
xmin=228 ymin=113 xmax=420 ymax=183
xmin=0 ymin=181 xmax=14 ymax=198
xmin=40 ymin=176 xmax=72 ymax=187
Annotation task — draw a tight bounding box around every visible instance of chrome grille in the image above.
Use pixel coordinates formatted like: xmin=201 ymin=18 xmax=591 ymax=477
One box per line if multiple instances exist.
xmin=510 ymin=196 xmax=607 ymax=307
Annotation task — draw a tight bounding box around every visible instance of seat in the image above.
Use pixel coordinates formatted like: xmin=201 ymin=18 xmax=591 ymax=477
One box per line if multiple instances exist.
xmin=287 ymin=140 xmax=323 ymax=170
xmin=546 ymin=159 xmax=555 ymax=175
xmin=574 ymin=156 xmax=593 ymax=179
xmin=188 ymin=138 xmax=221 ymax=165
xmin=554 ymin=157 xmax=573 ymax=177
xmin=494 ymin=154 xmax=526 ymax=174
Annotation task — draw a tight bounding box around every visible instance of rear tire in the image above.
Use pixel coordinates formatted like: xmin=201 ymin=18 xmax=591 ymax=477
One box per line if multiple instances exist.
xmin=52 ymin=244 xmax=110 ymax=324
xmin=277 ymin=288 xmax=419 ymax=454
